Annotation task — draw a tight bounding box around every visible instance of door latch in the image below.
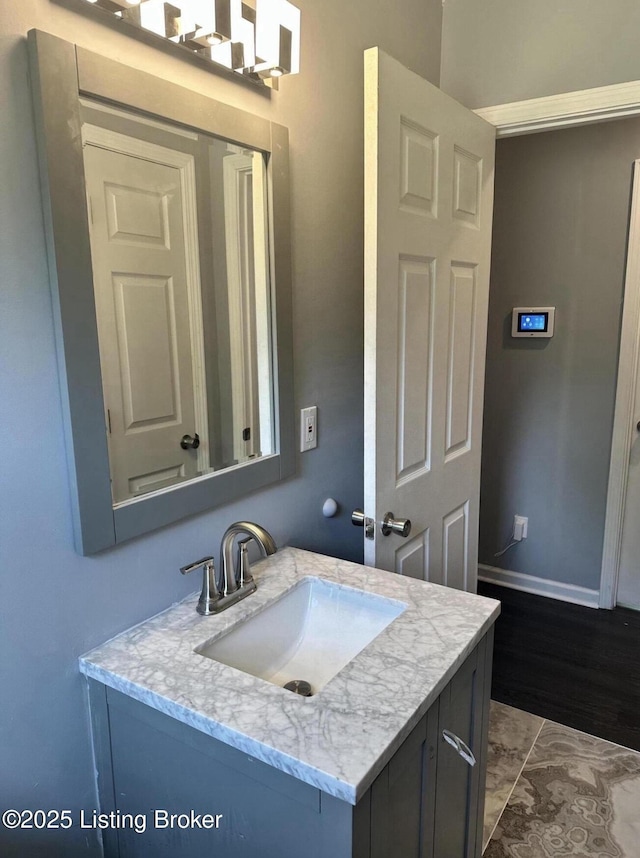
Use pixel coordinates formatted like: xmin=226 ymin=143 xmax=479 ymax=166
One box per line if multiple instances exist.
xmin=351 ymin=509 xmax=375 ymax=539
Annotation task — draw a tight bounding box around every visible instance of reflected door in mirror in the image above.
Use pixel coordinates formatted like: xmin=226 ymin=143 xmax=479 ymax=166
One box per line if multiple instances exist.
xmin=84 ymin=135 xmax=208 ymax=502
xmin=81 ymin=105 xmax=276 ymax=506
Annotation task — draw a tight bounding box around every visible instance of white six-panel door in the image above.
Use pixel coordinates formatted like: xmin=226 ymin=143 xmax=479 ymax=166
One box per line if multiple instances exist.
xmin=363 ymin=48 xmax=496 ymax=590
xmin=83 ymin=129 xmax=208 ymax=503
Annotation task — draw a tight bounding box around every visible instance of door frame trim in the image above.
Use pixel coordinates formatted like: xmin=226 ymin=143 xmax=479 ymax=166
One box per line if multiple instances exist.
xmin=475 ymin=79 xmax=640 ymax=137
xmin=223 ymin=152 xmax=262 ymax=464
xmin=476 ymin=84 xmax=640 ymax=608
xmin=599 ymin=161 xmax=640 ymax=608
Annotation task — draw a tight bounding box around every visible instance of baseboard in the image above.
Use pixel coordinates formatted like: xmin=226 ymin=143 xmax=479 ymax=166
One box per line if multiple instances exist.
xmin=478 ymin=564 xmax=600 ymax=609
xmin=616 ymin=599 xmax=640 ymax=612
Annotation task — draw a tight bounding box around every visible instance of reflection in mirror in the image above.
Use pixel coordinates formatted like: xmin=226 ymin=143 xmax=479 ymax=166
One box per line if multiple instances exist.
xmin=80 ymin=100 xmax=275 ymax=504
xmin=29 ymin=29 xmax=294 ymax=554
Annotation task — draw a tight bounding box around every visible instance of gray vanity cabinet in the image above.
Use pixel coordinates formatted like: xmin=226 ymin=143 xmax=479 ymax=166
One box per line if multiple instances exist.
xmin=87 ymin=630 xmax=492 ymax=858
xmin=369 ymin=703 xmax=439 ymax=857
xmin=368 ymin=631 xmax=491 ymax=858
xmin=433 ymin=645 xmax=489 ymax=858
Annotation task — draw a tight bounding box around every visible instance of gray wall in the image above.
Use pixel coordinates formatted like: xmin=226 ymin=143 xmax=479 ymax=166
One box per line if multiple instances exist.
xmin=480 ymin=118 xmax=640 ymax=590
xmin=441 ymin=0 xmax=640 ymax=108
xmin=0 ymin=1 xmax=442 ymax=855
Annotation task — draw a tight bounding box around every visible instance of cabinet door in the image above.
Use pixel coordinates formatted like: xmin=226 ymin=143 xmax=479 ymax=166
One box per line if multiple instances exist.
xmin=370 ymin=705 xmax=439 ymax=858
xmin=366 ymin=632 xmax=492 ymax=858
xmin=433 ymin=643 xmax=487 ymax=858
xmin=98 ymin=687 xmax=348 ymax=858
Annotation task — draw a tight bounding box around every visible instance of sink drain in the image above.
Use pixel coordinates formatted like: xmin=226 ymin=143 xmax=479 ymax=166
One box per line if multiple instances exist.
xmin=283 ymin=679 xmax=313 ymax=697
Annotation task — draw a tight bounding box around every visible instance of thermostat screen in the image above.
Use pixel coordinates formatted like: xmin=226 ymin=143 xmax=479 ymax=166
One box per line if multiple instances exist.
xmin=518 ymin=312 xmax=548 ymax=333
xmin=511 ymin=306 xmax=555 ymax=338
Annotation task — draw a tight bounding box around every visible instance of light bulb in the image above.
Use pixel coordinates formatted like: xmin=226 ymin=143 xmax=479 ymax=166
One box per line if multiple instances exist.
xmin=254 ymin=0 xmax=300 ymax=77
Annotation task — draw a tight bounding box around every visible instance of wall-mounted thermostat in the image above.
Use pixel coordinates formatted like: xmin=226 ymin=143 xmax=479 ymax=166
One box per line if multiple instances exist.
xmin=511 ymin=307 xmax=556 ymax=338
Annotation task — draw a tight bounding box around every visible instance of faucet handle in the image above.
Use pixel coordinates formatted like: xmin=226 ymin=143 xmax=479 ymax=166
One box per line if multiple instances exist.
xmin=180 ymin=556 xmax=220 ymax=616
xmin=180 ymin=556 xmax=215 ymax=577
xmin=235 ymin=537 xmax=253 ymax=588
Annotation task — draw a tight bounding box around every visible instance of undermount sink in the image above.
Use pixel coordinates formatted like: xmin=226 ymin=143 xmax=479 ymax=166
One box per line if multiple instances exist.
xmin=196 ymin=576 xmax=407 ymax=695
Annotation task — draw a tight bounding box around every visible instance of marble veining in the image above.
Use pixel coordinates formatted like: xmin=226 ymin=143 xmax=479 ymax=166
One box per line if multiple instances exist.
xmin=80 ymin=547 xmax=499 ymax=805
xmin=485 ymin=721 xmax=640 ymax=857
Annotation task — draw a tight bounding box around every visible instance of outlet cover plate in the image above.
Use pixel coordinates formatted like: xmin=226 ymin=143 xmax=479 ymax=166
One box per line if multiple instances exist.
xmin=300 ymin=406 xmax=317 ymax=452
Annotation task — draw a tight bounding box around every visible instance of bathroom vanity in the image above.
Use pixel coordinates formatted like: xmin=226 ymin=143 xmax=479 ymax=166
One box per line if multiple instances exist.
xmin=80 ymin=548 xmax=500 ymax=858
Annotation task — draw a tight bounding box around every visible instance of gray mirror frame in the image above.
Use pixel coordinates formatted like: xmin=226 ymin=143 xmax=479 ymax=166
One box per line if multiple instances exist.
xmin=28 ymin=29 xmax=295 ymax=555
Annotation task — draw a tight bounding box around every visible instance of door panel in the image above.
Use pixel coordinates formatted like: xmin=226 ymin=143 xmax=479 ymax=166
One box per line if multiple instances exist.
xmin=105 ymin=182 xmax=170 ymax=246
xmin=396 ymin=258 xmax=434 ymax=483
xmin=400 ymin=119 xmax=438 ymax=216
xmin=443 ymin=502 xmax=469 ymax=591
xmin=113 ymin=275 xmax=180 ymax=428
xmin=84 ymin=140 xmax=204 ymax=502
xmin=395 ymin=529 xmax=430 ymax=581
xmin=446 ymin=264 xmax=476 ymax=459
xmin=363 ymin=48 xmax=495 ymax=591
xmin=453 ymin=146 xmax=482 ymax=228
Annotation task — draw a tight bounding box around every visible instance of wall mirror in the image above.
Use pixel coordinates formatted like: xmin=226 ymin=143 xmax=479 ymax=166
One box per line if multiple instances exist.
xmin=29 ymin=29 xmax=294 ymax=555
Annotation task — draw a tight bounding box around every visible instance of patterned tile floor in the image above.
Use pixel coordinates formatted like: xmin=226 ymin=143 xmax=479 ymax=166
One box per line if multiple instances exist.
xmin=484 ymin=702 xmax=640 ymax=857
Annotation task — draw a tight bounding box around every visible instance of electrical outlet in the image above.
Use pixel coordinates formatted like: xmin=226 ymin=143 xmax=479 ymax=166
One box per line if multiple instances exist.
xmin=514 ymin=515 xmax=528 ymax=541
xmin=300 ymin=406 xmax=317 ymax=452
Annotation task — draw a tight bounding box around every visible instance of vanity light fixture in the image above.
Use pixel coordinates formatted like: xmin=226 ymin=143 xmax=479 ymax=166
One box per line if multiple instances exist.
xmin=78 ymin=0 xmax=301 ymax=83
xmin=254 ymin=0 xmax=300 ymax=78
xmin=177 ymin=0 xmax=232 ymax=50
xmin=230 ymin=0 xmax=257 ymax=72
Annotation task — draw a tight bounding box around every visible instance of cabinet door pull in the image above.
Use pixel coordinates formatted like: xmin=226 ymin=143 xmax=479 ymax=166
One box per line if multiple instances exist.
xmin=442 ymin=729 xmax=476 ymax=767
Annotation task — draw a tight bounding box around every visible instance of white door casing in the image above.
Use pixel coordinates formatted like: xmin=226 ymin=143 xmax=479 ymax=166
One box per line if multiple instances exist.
xmin=605 ymin=162 xmax=640 ymax=611
xmin=363 ymin=48 xmax=496 ymax=590
xmin=223 ymin=150 xmax=273 ymax=463
xmin=617 ymin=435 xmax=640 ymax=609
xmin=83 ymin=127 xmax=209 ymax=503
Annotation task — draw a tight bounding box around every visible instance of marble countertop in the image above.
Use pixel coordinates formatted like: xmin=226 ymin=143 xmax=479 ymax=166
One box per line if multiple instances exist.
xmin=79 ymin=547 xmax=500 ymax=804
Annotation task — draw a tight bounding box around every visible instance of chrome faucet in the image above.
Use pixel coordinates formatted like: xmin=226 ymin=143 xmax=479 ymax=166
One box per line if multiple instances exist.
xmin=180 ymin=522 xmax=276 ymax=615
xmin=219 ymin=521 xmax=277 ymax=596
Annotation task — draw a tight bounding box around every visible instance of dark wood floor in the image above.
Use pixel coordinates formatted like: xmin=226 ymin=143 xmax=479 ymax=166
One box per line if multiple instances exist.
xmin=478 ymin=581 xmax=640 ymax=752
